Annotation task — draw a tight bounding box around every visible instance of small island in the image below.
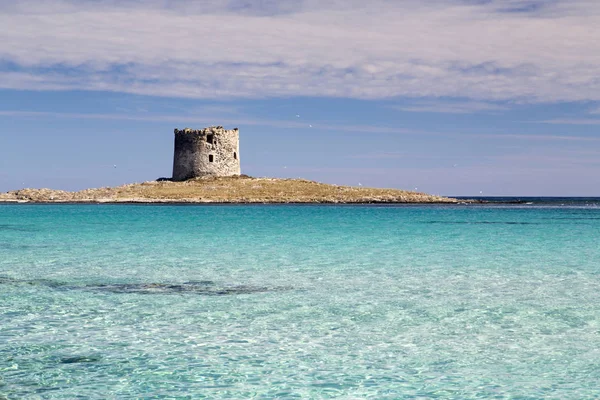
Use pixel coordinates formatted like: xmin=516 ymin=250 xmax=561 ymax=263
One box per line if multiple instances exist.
xmin=0 ymin=126 xmax=459 ymax=204
xmin=0 ymin=176 xmax=457 ymax=204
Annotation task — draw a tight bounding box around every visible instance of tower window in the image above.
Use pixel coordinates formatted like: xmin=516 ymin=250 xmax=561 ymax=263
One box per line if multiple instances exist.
xmin=234 ymin=152 xmax=237 ymax=160
xmin=206 ymin=134 xmax=214 ymax=144
xmin=209 ymin=154 xmax=214 ymax=162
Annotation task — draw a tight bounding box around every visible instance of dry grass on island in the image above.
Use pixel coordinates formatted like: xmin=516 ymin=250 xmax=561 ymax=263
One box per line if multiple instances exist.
xmin=0 ymin=175 xmax=458 ymax=204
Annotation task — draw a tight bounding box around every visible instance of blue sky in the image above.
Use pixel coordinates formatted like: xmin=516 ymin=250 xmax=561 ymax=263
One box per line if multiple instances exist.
xmin=1 ymin=0 xmax=599 ymax=196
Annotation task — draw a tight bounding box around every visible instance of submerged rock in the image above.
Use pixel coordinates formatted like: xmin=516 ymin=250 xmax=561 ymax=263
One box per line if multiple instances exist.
xmin=0 ymin=277 xmax=284 ymax=296
xmin=59 ymin=355 xmax=102 ymax=364
xmin=85 ymin=281 xmax=275 ymax=295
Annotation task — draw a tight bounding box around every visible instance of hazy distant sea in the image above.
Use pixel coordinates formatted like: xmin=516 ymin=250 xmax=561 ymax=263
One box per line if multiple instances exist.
xmin=2 ymin=201 xmax=600 ymax=398
xmin=458 ymin=196 xmax=600 ymax=207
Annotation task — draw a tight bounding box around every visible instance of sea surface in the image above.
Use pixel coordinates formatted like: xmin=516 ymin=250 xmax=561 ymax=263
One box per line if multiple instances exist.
xmin=1 ymin=201 xmax=600 ymax=399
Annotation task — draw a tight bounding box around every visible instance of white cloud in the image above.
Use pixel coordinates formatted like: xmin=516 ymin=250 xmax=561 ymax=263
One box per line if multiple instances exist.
xmin=0 ymin=0 xmax=599 ymax=101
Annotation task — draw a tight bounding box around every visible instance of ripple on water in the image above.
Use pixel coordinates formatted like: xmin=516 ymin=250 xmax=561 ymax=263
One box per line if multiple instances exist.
xmin=2 ymin=204 xmax=600 ymax=398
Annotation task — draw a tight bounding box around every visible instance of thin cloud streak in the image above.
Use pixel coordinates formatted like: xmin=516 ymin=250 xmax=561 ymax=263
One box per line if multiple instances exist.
xmin=348 ymin=151 xmax=600 ymax=166
xmin=0 ymin=0 xmax=599 ymax=102
xmin=3 ymin=109 xmax=600 ymax=142
xmin=392 ymin=100 xmax=508 ymax=114
xmin=0 ymin=109 xmax=419 ymax=133
xmin=535 ymin=118 xmax=600 ymax=125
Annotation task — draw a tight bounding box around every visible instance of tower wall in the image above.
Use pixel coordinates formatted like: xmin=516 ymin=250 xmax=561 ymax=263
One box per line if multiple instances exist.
xmin=172 ymin=126 xmax=240 ymax=181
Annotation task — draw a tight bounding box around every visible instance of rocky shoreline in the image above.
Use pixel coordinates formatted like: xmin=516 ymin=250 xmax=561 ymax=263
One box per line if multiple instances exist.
xmin=0 ymin=176 xmax=462 ymax=204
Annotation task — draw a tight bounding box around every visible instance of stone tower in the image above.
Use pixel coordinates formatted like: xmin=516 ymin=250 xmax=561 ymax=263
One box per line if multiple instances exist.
xmin=172 ymin=126 xmax=240 ymax=181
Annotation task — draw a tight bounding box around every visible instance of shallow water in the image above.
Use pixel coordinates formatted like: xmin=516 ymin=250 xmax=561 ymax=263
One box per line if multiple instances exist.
xmin=1 ymin=204 xmax=600 ymax=398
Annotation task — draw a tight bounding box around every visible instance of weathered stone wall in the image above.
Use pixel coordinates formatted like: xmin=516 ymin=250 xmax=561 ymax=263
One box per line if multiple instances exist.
xmin=172 ymin=126 xmax=240 ymax=181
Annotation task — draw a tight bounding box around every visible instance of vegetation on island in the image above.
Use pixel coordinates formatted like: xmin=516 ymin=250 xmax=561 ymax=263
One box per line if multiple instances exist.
xmin=0 ymin=175 xmax=458 ymax=203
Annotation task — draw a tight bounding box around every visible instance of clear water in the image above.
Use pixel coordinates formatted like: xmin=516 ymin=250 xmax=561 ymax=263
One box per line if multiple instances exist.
xmin=1 ymin=203 xmax=600 ymax=399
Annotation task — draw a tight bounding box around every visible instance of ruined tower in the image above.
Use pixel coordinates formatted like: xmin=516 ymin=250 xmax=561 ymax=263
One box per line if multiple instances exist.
xmin=172 ymin=126 xmax=240 ymax=181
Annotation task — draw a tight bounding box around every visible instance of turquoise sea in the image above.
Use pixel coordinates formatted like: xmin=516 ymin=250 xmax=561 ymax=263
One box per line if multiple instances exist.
xmin=1 ymin=202 xmax=600 ymax=399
